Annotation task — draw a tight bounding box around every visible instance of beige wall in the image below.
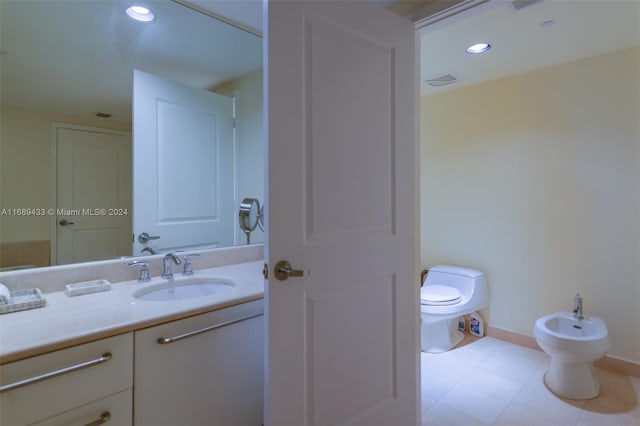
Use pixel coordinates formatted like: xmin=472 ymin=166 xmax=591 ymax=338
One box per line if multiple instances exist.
xmin=420 ymin=47 xmax=640 ymax=363
xmin=0 ymin=106 xmax=130 ymax=243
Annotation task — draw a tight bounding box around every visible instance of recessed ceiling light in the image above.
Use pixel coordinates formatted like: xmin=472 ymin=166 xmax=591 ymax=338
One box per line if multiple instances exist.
xmin=126 ymin=5 xmax=155 ymax=23
xmin=466 ymin=43 xmax=491 ymax=54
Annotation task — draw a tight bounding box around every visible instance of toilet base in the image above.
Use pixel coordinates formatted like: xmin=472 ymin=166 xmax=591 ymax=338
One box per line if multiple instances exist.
xmin=543 ymin=359 xmax=600 ymax=399
xmin=421 ymin=318 xmax=464 ymax=353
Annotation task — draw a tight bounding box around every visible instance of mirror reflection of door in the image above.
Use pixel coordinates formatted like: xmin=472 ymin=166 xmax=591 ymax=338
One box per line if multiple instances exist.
xmin=133 ymin=69 xmax=234 ymax=255
xmin=0 ymin=0 xmax=262 ymax=270
xmin=55 ymin=125 xmax=132 ymax=265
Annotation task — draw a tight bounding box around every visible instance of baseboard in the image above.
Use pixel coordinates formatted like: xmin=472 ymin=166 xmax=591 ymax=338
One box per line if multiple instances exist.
xmin=486 ymin=325 xmax=640 ymax=379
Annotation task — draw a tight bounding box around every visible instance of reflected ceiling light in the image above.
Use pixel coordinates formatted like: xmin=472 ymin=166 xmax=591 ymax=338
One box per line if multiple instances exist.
xmin=466 ymin=42 xmax=491 ymax=54
xmin=126 ymin=5 xmax=155 ymax=23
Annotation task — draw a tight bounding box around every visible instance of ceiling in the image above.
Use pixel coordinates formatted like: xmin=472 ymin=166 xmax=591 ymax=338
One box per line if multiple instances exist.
xmin=0 ymin=0 xmax=262 ymax=122
xmin=185 ymin=0 xmax=262 ymax=35
xmin=195 ymin=0 xmax=640 ymax=97
xmin=419 ymin=0 xmax=640 ymax=95
xmin=1 ymin=0 xmax=638 ymax=120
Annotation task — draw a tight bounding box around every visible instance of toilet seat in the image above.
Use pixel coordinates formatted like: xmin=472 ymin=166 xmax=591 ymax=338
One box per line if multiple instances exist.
xmin=421 ymin=285 xmax=462 ymax=306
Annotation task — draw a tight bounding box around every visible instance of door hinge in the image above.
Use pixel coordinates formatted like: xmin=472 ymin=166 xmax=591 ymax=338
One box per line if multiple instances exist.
xmin=262 ymin=263 xmax=269 ymax=279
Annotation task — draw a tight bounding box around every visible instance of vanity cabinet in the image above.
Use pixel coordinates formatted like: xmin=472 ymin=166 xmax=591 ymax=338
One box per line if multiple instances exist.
xmin=134 ymin=300 xmax=264 ymax=426
xmin=0 ymin=333 xmax=133 ymax=426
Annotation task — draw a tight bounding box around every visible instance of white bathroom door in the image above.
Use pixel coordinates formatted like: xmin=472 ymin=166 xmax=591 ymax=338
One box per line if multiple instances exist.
xmin=265 ymin=1 xmax=419 ymax=425
xmin=133 ymin=69 xmax=234 ymax=255
xmin=56 ymin=126 xmax=132 ymax=265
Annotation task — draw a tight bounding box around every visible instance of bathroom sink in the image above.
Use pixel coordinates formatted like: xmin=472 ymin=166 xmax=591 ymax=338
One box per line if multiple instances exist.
xmin=133 ymin=278 xmax=234 ymax=302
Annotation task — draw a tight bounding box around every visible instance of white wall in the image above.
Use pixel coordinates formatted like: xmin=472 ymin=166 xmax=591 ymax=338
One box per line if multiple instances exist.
xmin=217 ymin=69 xmax=264 ymax=245
xmin=420 ymin=47 xmax=640 ymax=363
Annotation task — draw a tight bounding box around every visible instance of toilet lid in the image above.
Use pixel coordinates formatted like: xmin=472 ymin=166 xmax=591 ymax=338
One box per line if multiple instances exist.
xmin=420 ymin=285 xmax=462 ymax=305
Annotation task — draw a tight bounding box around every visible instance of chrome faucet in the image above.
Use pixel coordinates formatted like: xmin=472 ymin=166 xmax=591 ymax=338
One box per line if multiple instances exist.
xmin=573 ymin=293 xmax=584 ymax=320
xmin=162 ymin=253 xmax=181 ymax=279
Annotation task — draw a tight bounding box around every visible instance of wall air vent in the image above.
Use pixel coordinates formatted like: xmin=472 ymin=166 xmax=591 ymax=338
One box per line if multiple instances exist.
xmin=510 ymin=0 xmax=544 ymax=12
xmin=425 ymin=72 xmax=462 ymax=88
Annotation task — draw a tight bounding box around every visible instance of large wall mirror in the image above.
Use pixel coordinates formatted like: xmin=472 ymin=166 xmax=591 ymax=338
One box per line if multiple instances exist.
xmin=0 ymin=0 xmax=264 ymax=271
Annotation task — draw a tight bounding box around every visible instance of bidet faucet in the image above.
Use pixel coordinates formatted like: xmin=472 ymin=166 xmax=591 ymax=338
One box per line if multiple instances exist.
xmin=573 ymin=293 xmax=584 ymax=320
xmin=162 ymin=253 xmax=181 ymax=279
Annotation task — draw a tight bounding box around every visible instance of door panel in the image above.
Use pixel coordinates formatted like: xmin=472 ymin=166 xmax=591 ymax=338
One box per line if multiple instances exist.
xmin=56 ymin=127 xmax=131 ymax=265
xmin=133 ymin=69 xmax=234 ymax=255
xmin=265 ymin=1 xmax=419 ymax=425
xmin=305 ymin=14 xmax=394 ymax=238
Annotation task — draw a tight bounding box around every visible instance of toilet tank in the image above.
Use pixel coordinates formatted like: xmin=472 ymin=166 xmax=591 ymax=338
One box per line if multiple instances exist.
xmin=424 ymin=265 xmax=487 ymax=302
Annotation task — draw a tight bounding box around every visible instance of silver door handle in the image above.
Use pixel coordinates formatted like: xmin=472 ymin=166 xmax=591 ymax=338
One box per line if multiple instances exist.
xmin=138 ymin=232 xmax=160 ymax=243
xmin=274 ymin=260 xmax=309 ymax=281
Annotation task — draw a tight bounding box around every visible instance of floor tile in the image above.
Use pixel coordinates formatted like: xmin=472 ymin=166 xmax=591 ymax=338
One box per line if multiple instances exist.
xmin=421 ymin=336 xmax=640 ymax=425
xmin=459 ymin=369 xmax=525 ymax=403
xmin=438 ymin=382 xmax=511 ymax=424
xmin=576 ymin=409 xmax=640 ymax=426
xmin=479 ymin=347 xmax=544 ymax=382
xmin=422 ymin=401 xmax=490 ymax=426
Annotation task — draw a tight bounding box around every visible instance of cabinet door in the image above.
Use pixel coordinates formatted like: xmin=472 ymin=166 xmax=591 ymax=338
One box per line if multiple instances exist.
xmin=32 ymin=389 xmax=132 ymax=426
xmin=0 ymin=333 xmax=133 ymax=426
xmin=134 ymin=300 xmax=264 ymax=426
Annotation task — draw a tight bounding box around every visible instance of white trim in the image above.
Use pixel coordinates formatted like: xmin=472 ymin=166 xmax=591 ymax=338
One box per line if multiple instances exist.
xmin=414 ymin=0 xmax=496 ymax=34
xmin=173 ymin=0 xmax=262 ymax=38
xmin=49 ymin=122 xmax=131 ymax=266
xmin=230 ymin=90 xmax=239 ymax=246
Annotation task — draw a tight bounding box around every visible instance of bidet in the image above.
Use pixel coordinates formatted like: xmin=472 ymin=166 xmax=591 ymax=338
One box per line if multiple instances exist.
xmin=534 ymin=310 xmax=610 ymax=399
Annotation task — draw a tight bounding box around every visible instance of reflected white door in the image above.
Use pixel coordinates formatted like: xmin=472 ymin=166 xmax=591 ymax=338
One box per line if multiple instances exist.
xmin=265 ymin=1 xmax=419 ymax=425
xmin=133 ymin=70 xmax=234 ymax=255
xmin=56 ymin=126 xmax=131 ymax=265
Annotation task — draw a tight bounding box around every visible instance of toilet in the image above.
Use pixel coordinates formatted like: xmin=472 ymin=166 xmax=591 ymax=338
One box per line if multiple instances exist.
xmin=420 ymin=265 xmax=489 ymax=353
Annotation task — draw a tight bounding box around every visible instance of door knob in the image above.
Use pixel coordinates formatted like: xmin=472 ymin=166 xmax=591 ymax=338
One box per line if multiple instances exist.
xmin=274 ymin=260 xmax=309 ymax=281
xmin=138 ymin=232 xmax=160 ymax=243
xmin=59 ymin=219 xmax=75 ymax=226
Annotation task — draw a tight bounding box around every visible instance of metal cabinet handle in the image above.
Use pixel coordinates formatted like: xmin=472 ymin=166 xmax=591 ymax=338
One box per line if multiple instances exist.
xmin=138 ymin=232 xmax=160 ymax=243
xmin=59 ymin=219 xmax=75 ymax=226
xmin=84 ymin=411 xmax=111 ymax=426
xmin=157 ymin=312 xmax=263 ymax=345
xmin=0 ymin=352 xmax=112 ymax=393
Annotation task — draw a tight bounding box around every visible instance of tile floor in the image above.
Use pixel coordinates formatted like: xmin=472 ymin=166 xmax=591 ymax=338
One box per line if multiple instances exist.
xmin=421 ymin=335 xmax=640 ymax=425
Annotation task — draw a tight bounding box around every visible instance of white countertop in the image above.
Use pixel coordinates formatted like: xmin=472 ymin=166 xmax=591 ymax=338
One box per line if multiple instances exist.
xmin=0 ymin=261 xmax=264 ymax=364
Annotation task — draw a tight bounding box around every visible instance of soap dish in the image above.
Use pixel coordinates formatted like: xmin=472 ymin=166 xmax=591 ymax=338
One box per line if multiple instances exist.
xmin=0 ymin=288 xmax=46 ymax=315
xmin=65 ymin=279 xmax=112 ymax=297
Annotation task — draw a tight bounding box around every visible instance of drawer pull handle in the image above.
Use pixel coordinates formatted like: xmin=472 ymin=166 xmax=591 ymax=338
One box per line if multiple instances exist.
xmin=85 ymin=411 xmax=111 ymax=426
xmin=157 ymin=312 xmax=263 ymax=345
xmin=0 ymin=352 xmax=112 ymax=393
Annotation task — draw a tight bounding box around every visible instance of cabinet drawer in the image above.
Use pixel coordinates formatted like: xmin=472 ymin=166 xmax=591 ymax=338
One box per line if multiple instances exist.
xmin=134 ymin=300 xmax=263 ymax=426
xmin=1 ymin=333 xmax=133 ymax=426
xmin=32 ymin=389 xmax=132 ymax=426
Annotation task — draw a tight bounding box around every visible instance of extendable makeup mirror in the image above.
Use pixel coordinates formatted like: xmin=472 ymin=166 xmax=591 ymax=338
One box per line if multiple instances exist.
xmin=238 ymin=198 xmax=263 ymax=244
